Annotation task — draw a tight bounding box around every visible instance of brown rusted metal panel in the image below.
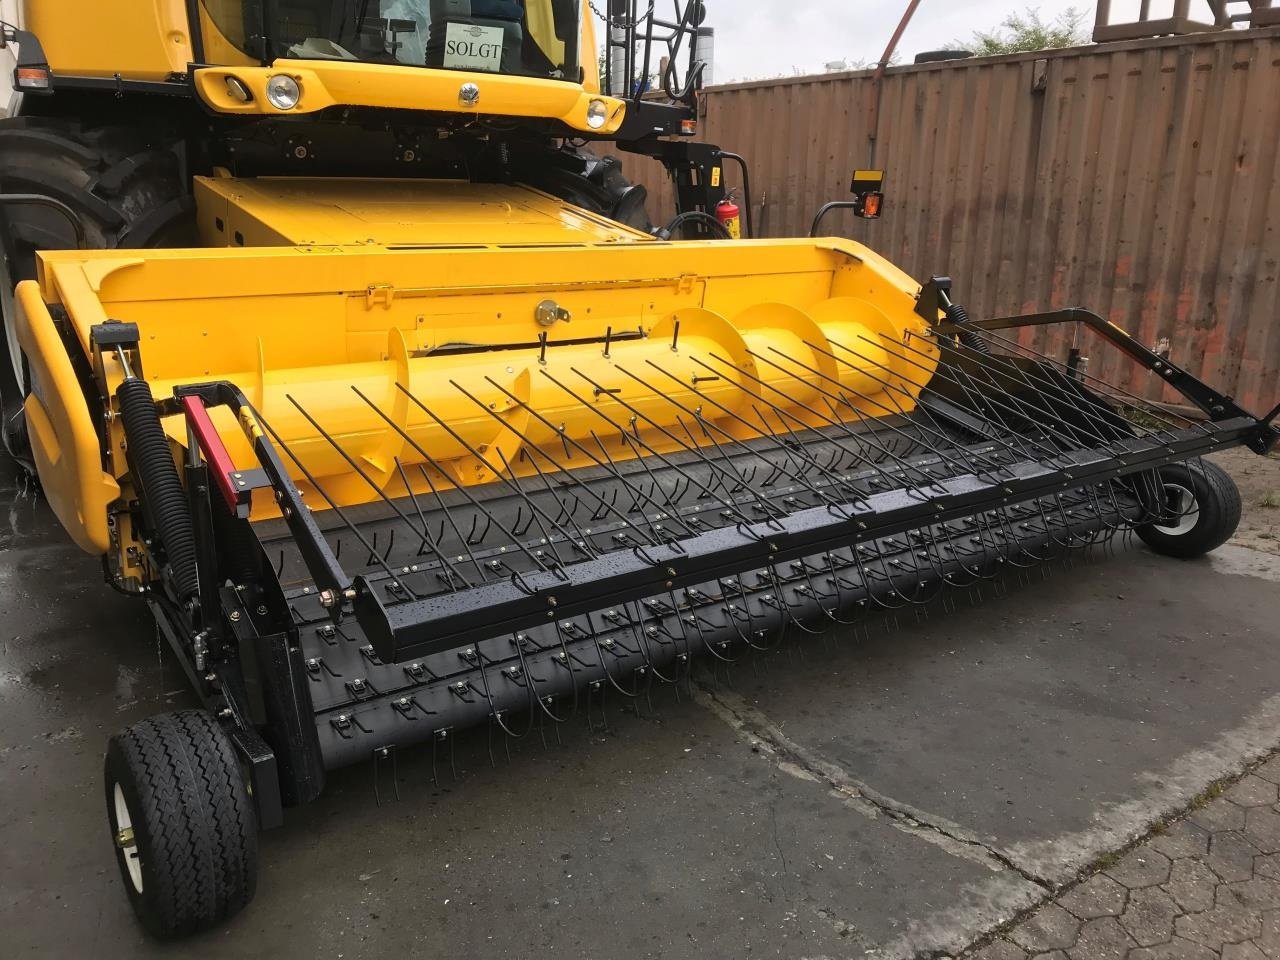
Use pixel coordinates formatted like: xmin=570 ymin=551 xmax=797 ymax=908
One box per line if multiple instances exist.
xmin=606 ymin=26 xmax=1280 ymax=414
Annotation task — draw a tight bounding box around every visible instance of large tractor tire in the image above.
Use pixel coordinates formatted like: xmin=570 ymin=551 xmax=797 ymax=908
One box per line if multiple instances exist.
xmin=528 ymin=147 xmax=653 ymax=234
xmin=0 ymin=117 xmax=192 ymax=462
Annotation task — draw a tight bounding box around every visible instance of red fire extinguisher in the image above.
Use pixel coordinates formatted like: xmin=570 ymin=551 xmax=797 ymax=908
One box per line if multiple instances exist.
xmin=715 ymin=193 xmax=742 ymax=239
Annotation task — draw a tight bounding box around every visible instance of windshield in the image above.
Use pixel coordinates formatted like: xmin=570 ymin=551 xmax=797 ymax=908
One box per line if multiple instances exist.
xmin=201 ymin=1 xmax=583 ymax=82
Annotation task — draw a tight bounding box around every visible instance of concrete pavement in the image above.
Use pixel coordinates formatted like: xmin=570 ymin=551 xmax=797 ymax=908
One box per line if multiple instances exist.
xmin=2 ymin=452 xmax=1278 ymax=959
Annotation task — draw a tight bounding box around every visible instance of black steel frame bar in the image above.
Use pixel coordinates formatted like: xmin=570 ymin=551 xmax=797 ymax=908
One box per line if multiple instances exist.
xmin=358 ymin=416 xmax=1257 ymax=663
xmin=936 ymin=308 xmax=1277 ymax=451
xmin=168 ymin=307 xmax=1277 ymax=666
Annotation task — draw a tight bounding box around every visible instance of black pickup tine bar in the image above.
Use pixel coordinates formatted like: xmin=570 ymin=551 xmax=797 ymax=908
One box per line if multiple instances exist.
xmin=169 ymin=300 xmax=1276 ymax=689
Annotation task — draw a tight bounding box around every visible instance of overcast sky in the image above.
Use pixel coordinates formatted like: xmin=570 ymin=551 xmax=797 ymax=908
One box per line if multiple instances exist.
xmin=702 ymin=1 xmax=1217 ymax=82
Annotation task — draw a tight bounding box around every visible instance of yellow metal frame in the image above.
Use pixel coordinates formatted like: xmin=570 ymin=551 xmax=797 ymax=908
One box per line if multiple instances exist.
xmin=193 ymin=177 xmax=654 ymax=248
xmin=26 ymin=0 xmax=195 ymax=81
xmin=193 ymin=61 xmax=626 ymax=133
xmin=15 ymin=279 xmax=121 ymax=553
xmin=31 ymin=1 xmax=609 ymax=117
xmin=20 ymin=228 xmax=937 ymax=563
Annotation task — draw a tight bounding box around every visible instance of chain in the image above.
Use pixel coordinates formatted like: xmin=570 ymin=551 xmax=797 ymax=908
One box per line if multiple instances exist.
xmin=588 ymin=1 xmax=657 ymax=26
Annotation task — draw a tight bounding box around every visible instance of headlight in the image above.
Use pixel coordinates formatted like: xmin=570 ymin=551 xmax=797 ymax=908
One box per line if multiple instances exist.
xmin=586 ymin=99 xmax=609 ymax=130
xmin=265 ymin=74 xmax=301 ymax=111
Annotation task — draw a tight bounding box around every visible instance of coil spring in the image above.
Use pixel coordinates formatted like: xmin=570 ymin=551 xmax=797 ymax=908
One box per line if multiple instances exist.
xmin=947 ymin=302 xmax=991 ymax=355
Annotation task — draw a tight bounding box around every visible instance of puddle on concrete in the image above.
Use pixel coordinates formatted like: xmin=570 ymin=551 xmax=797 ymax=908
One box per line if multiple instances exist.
xmin=0 ymin=462 xmax=58 ymax=551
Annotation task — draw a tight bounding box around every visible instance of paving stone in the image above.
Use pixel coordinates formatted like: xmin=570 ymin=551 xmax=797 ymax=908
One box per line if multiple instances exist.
xmin=1193 ymin=797 xmax=1249 ymax=834
xmin=1210 ymin=833 xmax=1265 ymax=883
xmin=1246 ymin=807 xmax=1280 ymax=855
xmin=1222 ymin=942 xmax=1269 ymax=960
xmin=1031 ymin=952 xmax=1069 ymax=960
xmin=1106 ymin=849 xmax=1174 ymax=889
xmin=1223 ymin=878 xmax=1280 ymax=911
xmin=1227 ymin=777 xmax=1280 ymax=808
xmin=1163 ymin=858 xmax=1223 ymax=914
xmin=1121 ymin=886 xmax=1181 ymax=947
xmin=1128 ymin=938 xmax=1221 ymax=960
xmin=1010 ymin=905 xmax=1082 ymax=953
xmin=1257 ymin=910 xmax=1280 ymax=960
xmin=1067 ymin=917 xmax=1137 ymax=960
xmin=1059 ymin=874 xmax=1129 ymax=920
xmin=1175 ymin=902 xmax=1264 ymax=949
xmin=1258 ymin=855 xmax=1280 ymax=882
xmin=1151 ymin=821 xmax=1213 ymax=860
xmin=1255 ymin=757 xmax=1280 ymax=786
xmin=973 ymin=939 xmax=1029 ymax=960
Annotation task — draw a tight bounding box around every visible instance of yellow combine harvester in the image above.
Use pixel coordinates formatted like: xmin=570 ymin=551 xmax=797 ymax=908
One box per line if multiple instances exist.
xmin=0 ymin=0 xmax=1275 ymax=940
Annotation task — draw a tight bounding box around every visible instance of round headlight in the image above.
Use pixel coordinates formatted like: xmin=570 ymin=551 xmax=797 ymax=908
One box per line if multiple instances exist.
xmin=586 ymin=99 xmax=609 ymax=130
xmin=265 ymin=74 xmax=301 ymax=111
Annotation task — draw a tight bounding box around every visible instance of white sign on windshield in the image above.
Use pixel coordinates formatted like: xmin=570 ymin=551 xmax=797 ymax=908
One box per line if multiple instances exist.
xmin=443 ymin=22 xmax=505 ymax=73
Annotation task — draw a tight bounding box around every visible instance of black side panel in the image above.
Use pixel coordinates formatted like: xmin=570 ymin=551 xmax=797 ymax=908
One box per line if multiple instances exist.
xmin=256 ymin=631 xmax=326 ymax=806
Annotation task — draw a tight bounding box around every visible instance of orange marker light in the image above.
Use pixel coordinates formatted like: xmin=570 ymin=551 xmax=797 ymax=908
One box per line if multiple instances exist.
xmin=15 ymin=67 xmax=52 ymax=90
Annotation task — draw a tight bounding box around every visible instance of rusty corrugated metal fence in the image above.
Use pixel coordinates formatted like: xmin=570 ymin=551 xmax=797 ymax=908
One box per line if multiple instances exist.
xmin=610 ymin=27 xmax=1280 ymax=414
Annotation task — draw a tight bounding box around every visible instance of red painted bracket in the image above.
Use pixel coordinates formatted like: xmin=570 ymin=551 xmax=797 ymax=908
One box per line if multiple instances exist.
xmin=180 ymin=394 xmax=260 ymax=519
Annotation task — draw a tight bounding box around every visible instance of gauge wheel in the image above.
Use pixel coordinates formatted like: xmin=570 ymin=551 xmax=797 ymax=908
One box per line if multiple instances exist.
xmin=104 ymin=710 xmax=258 ymax=939
xmin=1135 ymin=459 xmax=1242 ymax=559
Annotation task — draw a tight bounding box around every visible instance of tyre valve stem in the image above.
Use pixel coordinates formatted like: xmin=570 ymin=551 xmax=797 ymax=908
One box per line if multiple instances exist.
xmin=115 ymin=826 xmax=136 ymax=850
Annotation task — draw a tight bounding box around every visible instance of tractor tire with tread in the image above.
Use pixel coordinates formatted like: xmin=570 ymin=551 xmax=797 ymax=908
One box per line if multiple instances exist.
xmin=104 ymin=710 xmax=258 ymax=939
xmin=1135 ymin=459 xmax=1242 ymax=559
xmin=0 ymin=116 xmax=192 ymax=455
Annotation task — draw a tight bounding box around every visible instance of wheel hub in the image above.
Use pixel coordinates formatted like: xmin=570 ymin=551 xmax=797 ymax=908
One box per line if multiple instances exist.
xmin=112 ymin=783 xmax=144 ymax=894
xmin=1152 ymin=482 xmax=1199 ymax=536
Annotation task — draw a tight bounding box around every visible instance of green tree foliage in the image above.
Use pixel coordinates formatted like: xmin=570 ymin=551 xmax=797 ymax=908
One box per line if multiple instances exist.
xmin=960 ymin=6 xmax=1090 ymax=56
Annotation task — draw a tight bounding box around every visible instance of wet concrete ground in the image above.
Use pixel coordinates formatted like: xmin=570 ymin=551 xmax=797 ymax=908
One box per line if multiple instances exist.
xmin=2 ymin=452 xmax=1278 ymax=959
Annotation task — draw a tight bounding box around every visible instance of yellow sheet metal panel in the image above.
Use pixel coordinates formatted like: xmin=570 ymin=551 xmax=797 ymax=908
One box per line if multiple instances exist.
xmin=192 ymin=61 xmax=626 ymax=133
xmin=196 ymin=3 xmax=257 ymax=67
xmin=26 ymin=0 xmax=193 ymax=80
xmin=31 ymin=239 xmax=936 ymax=559
xmin=194 ymin=178 xmax=652 ymax=248
xmin=580 ymin=9 xmax=601 ymax=94
xmin=14 ymin=280 xmax=119 ymax=554
xmin=524 ymin=1 xmax=566 ymax=70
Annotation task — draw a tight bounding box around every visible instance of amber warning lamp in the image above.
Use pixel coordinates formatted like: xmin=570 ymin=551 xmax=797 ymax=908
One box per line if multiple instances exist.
xmin=851 ymin=169 xmax=886 ymax=219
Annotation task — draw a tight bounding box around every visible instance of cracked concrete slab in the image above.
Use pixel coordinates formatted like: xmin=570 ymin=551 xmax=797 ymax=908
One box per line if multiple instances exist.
xmin=703 ymin=544 xmax=1280 ymax=887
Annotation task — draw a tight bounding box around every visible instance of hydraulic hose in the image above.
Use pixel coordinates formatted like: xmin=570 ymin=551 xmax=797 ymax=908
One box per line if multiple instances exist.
xmin=945 ymin=301 xmax=991 ymax=355
xmin=116 ymin=376 xmax=200 ymax=599
xmin=654 ymin=210 xmax=733 ymax=241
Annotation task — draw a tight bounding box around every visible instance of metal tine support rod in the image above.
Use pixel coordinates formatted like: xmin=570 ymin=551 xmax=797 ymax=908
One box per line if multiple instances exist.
xmin=464 ymin=375 xmax=698 ymax=545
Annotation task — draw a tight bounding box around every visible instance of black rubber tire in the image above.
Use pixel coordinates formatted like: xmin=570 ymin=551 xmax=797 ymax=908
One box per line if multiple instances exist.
xmin=1135 ymin=459 xmax=1242 ymax=559
xmin=528 ymin=148 xmax=653 ymax=233
xmin=0 ymin=117 xmax=192 ymax=457
xmin=104 ymin=711 xmax=258 ymax=940
xmin=116 ymin=377 xmax=200 ymax=598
